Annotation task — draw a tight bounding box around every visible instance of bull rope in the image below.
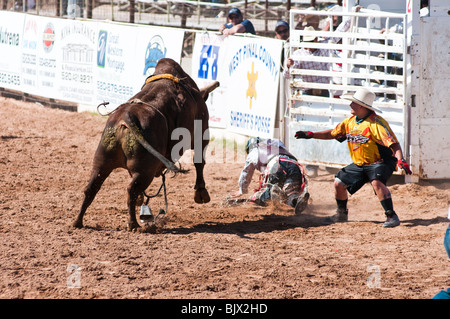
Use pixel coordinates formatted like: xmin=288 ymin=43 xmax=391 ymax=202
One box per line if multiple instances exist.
xmin=143 ymin=73 xmax=195 ymax=101
xmin=143 ymin=170 xmax=169 ymax=217
xmin=128 ymin=73 xmax=195 ymax=130
xmin=128 ymin=98 xmax=167 ymax=122
xmin=96 ymin=73 xmax=194 ymax=117
xmin=144 ymin=73 xmax=180 ymax=85
xmin=125 ymin=73 xmax=196 ymax=174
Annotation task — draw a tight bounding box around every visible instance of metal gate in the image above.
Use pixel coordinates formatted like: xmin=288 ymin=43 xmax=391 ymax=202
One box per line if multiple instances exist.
xmin=408 ymin=4 xmax=450 ymax=180
xmin=286 ymin=7 xmax=407 ymax=170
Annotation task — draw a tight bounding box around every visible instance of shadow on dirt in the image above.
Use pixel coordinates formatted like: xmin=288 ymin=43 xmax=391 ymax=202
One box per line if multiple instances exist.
xmin=167 ymin=214 xmax=449 ymax=236
xmin=1 ymin=135 xmax=45 ymax=140
xmin=72 ymin=214 xmax=449 ymax=235
xmin=168 ymin=213 xmax=334 ymax=237
xmin=400 ymin=216 xmax=449 ymax=227
xmin=339 ymin=216 xmax=449 ymax=228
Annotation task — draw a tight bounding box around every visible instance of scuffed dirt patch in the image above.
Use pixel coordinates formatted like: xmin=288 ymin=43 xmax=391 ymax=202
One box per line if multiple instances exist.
xmin=0 ymin=97 xmax=449 ymax=299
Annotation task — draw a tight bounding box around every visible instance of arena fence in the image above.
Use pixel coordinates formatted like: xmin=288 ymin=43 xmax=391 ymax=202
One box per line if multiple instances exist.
xmin=286 ymin=7 xmax=408 ymax=169
xmin=1 ymin=0 xmax=337 ymax=35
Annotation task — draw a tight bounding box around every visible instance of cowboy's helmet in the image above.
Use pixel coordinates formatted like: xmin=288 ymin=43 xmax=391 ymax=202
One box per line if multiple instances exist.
xmin=246 ymin=137 xmax=260 ymax=154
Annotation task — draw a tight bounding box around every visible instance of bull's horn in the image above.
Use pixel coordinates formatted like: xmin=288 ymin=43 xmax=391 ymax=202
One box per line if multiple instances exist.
xmin=200 ymin=81 xmax=220 ymax=98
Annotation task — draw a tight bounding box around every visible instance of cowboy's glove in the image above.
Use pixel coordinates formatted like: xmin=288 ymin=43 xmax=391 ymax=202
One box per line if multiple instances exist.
xmin=398 ymin=158 xmax=412 ymax=175
xmin=295 ymin=131 xmax=314 ymax=139
xmin=335 ymin=133 xmax=347 ymax=143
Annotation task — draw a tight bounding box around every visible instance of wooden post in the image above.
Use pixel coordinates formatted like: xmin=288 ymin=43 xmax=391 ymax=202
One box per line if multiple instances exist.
xmin=265 ymin=0 xmax=268 ymax=33
xmin=56 ymin=0 xmax=61 ymax=16
xmin=286 ymin=0 xmax=291 ymax=21
xmin=181 ymin=4 xmax=187 ymax=28
xmin=87 ymin=0 xmax=92 ymax=18
xmin=129 ymin=0 xmax=135 ymax=23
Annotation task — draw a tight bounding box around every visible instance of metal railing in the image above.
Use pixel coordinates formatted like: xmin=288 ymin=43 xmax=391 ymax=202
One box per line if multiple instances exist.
xmin=1 ymin=0 xmax=337 ymax=35
xmin=288 ymin=8 xmax=407 ymax=112
xmin=286 ymin=7 xmax=408 ymax=168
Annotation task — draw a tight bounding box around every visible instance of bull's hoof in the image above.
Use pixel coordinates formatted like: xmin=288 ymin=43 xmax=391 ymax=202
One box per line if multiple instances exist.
xmin=194 ymin=188 xmax=210 ymax=204
xmin=73 ymin=220 xmax=83 ymax=229
xmin=128 ymin=221 xmax=141 ymax=231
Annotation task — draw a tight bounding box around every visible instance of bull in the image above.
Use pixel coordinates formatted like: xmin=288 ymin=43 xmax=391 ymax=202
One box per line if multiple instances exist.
xmin=73 ymin=58 xmax=219 ymax=231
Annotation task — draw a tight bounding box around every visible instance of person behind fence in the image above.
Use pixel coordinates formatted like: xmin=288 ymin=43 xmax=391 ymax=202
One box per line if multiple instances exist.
xmin=283 ymin=24 xmax=330 ymax=178
xmin=275 ymin=20 xmax=290 ymax=71
xmin=294 ymin=87 xmax=412 ymax=228
xmin=64 ymin=0 xmax=84 ymax=17
xmin=284 ymin=7 xmax=359 ymax=178
xmin=219 ymin=8 xmax=256 ymax=37
xmin=295 ymin=6 xmax=320 ymax=30
xmin=322 ymin=1 xmax=343 ymax=32
xmin=275 ymin=20 xmax=290 ymax=41
xmin=285 ymin=25 xmax=330 ymax=98
xmin=230 ymin=137 xmax=309 ymax=214
xmin=284 ymin=7 xmax=359 ymax=98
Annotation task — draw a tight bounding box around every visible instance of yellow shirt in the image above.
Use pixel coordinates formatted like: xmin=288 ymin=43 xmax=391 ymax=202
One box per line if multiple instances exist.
xmin=331 ymin=113 xmax=398 ymax=166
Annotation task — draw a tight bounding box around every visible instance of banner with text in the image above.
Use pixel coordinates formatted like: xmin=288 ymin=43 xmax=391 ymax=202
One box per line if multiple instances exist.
xmin=192 ymin=32 xmax=283 ymax=138
xmin=95 ymin=22 xmax=184 ymax=111
xmin=0 ymin=11 xmax=184 ymax=110
xmin=0 ymin=12 xmax=24 ymax=92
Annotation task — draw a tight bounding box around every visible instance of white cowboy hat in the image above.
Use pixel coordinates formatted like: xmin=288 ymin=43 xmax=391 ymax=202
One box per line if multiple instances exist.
xmin=340 ymin=87 xmax=382 ymax=113
xmin=302 ymin=26 xmax=317 ymax=42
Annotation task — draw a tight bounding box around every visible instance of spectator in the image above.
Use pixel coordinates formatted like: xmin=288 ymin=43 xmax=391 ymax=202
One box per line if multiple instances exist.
xmin=284 ymin=26 xmax=330 ymax=98
xmin=284 ymin=9 xmax=359 ymax=177
xmin=285 ymin=25 xmax=328 ymax=178
xmin=295 ymin=6 xmax=320 ymax=30
xmin=62 ymin=0 xmax=68 ymax=15
xmin=322 ymin=2 xmax=343 ymax=32
xmin=285 ymin=7 xmax=359 ymax=96
xmin=275 ymin=20 xmax=290 ymax=81
xmin=380 ymin=0 xmax=428 ymax=35
xmin=275 ymin=20 xmax=290 ymax=41
xmin=420 ymin=0 xmax=429 ymax=17
xmin=219 ymin=8 xmax=256 ymax=37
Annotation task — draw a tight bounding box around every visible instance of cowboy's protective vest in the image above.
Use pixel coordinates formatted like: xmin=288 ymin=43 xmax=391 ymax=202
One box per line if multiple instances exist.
xmin=256 ymin=139 xmax=297 ymax=168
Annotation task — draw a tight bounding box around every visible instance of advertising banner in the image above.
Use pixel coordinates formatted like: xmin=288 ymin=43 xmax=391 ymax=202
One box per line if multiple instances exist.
xmin=20 ymin=15 xmax=62 ymax=98
xmin=192 ymin=32 xmax=283 ymax=138
xmin=58 ymin=18 xmax=98 ymax=105
xmin=0 ymin=12 xmax=24 ymax=92
xmin=95 ymin=23 xmax=185 ymax=111
xmin=95 ymin=22 xmax=136 ymax=110
xmin=0 ymin=12 xmax=185 ymax=111
xmin=21 ymin=14 xmax=40 ymax=96
xmin=192 ymin=32 xmax=228 ymax=129
xmin=225 ymin=36 xmax=282 ymax=138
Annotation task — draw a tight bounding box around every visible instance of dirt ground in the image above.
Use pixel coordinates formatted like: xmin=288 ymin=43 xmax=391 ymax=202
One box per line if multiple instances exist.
xmin=0 ymin=96 xmax=449 ymax=300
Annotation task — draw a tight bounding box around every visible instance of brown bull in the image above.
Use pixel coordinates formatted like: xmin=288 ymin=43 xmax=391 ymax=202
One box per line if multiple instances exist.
xmin=73 ymin=58 xmax=219 ymax=231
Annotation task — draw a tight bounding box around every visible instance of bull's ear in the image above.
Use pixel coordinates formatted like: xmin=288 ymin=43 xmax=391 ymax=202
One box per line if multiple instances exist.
xmin=200 ymin=81 xmax=220 ymax=101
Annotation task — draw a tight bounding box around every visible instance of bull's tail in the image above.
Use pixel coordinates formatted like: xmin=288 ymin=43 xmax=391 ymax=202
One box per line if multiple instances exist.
xmin=121 ymin=118 xmax=179 ymax=173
